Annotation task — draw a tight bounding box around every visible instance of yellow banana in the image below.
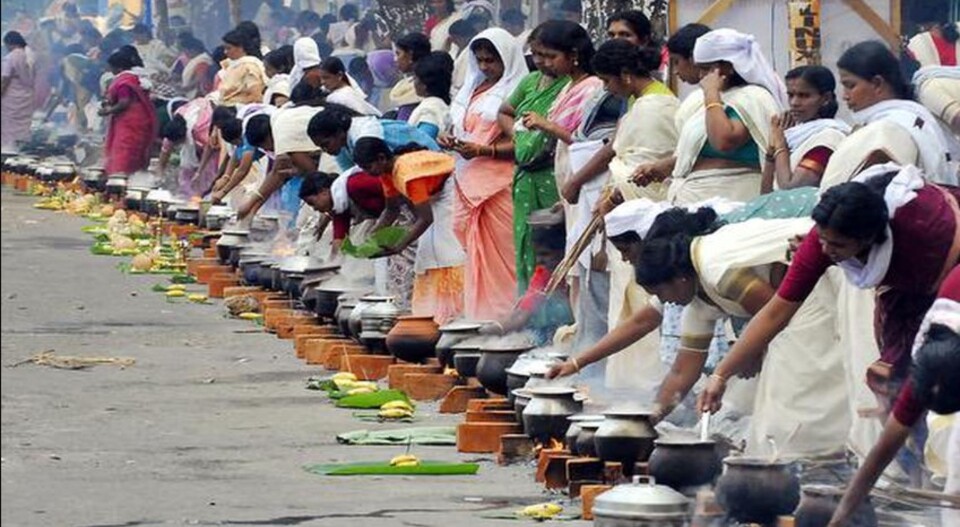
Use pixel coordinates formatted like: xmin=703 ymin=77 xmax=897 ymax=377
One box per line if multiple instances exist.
xmin=166 ymin=290 xmax=186 ymax=298
xmin=188 ymin=294 xmax=208 ymax=303
xmin=353 ymin=381 xmax=378 ymax=391
xmin=518 ymin=503 xmax=563 ymax=519
xmin=238 ymin=312 xmax=262 ymax=320
xmin=378 ymin=408 xmax=414 ymax=419
xmin=380 ymin=400 xmax=414 ymax=412
xmin=389 ymin=454 xmax=419 ymax=466
xmin=332 ymin=372 xmax=358 ymax=382
xmin=346 ymin=387 xmax=376 ymax=396
xmin=166 ymin=284 xmax=187 ymax=292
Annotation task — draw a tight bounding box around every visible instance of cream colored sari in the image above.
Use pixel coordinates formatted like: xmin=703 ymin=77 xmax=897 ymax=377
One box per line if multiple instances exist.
xmin=604 ymin=91 xmax=679 ymax=391
xmin=668 ymin=85 xmax=778 ymax=205
xmin=691 ymin=218 xmax=850 ymax=457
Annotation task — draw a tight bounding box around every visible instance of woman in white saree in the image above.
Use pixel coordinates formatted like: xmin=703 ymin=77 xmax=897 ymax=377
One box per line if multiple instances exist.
xmin=636 ymin=28 xmax=785 ymax=206
xmin=576 ymin=39 xmax=679 ymax=390
xmin=821 ymin=41 xmax=959 ymax=190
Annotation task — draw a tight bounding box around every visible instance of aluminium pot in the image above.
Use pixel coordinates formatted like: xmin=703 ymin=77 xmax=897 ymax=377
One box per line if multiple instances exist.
xmin=575 ymin=420 xmax=603 ymax=458
xmin=648 ymin=437 xmax=723 ymax=491
xmin=435 ymin=321 xmax=483 ymax=369
xmin=335 ymin=293 xmax=362 ymax=335
xmin=175 ymin=206 xmax=201 ymax=225
xmin=216 ymin=229 xmax=250 ymax=265
xmin=522 ymin=387 xmax=583 ymax=444
xmin=714 ymin=456 xmax=801 ymax=525
xmin=591 ymin=475 xmax=692 ymax=527
xmin=360 ymin=296 xmax=400 ymax=353
xmin=348 ymin=295 xmax=393 ymax=340
xmin=143 ymin=189 xmax=173 ymax=216
xmin=81 ymin=167 xmax=106 ymax=192
xmin=595 ymin=409 xmax=659 ymax=477
xmin=565 ymin=414 xmax=604 ymax=455
xmin=52 ymin=163 xmax=76 ymax=181
xmin=512 ymin=388 xmax=532 ymax=423
xmin=453 ymin=351 xmax=481 ymax=379
xmin=476 ymin=341 xmax=536 ymax=396
xmin=794 ymin=484 xmax=877 ymax=527
xmin=386 ymin=315 xmax=441 ymax=364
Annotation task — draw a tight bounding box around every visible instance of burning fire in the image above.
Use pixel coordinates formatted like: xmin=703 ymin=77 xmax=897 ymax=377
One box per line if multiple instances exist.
xmin=443 ymin=367 xmax=459 ymax=377
xmin=533 ymin=438 xmax=565 ymax=456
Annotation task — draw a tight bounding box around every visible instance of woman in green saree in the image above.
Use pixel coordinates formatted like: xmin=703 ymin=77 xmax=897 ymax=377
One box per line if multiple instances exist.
xmin=498 ymin=28 xmax=571 ymax=292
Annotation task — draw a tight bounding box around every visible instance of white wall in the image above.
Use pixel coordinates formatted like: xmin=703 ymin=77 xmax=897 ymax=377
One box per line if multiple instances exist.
xmin=674 ymin=0 xmax=895 ymax=118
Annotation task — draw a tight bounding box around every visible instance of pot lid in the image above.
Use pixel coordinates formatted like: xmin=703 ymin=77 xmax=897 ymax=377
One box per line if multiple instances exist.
xmin=653 ymin=436 xmax=715 ymax=447
xmin=603 ymin=406 xmax=655 ymax=418
xmin=592 ymin=476 xmax=691 ymax=520
xmin=207 ymin=205 xmax=234 ymax=216
xmin=439 ymin=321 xmax=483 ymax=332
xmin=359 ymin=330 xmax=387 ymax=340
xmin=722 ymin=455 xmax=796 ymax=468
xmin=359 ymin=295 xmax=395 ymax=302
xmin=221 ymin=228 xmax=251 ymax=236
xmin=481 ymin=341 xmax=535 ymax=353
xmin=568 ymin=414 xmax=605 ymax=422
xmin=238 ymin=257 xmax=267 ymax=265
xmin=278 ymin=255 xmax=317 ymax=273
xmin=526 ymin=386 xmax=578 ymax=397
xmin=511 ymin=388 xmax=532 ymax=400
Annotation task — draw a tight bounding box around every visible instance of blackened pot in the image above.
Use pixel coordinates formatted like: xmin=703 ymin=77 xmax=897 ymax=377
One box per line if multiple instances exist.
xmin=715 ymin=456 xmax=800 ymax=525
xmin=648 ymin=438 xmax=722 ymax=490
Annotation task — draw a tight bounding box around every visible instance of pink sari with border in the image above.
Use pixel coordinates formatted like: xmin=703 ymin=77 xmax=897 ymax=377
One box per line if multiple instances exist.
xmin=104 ymin=72 xmax=157 ymax=175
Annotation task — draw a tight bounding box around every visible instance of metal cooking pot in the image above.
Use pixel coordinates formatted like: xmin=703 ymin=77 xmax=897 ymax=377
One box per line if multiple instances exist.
xmin=521 ymin=387 xmax=582 ymax=444
xmin=715 ymin=456 xmax=800 ymax=525
xmin=359 ymin=296 xmax=400 ymax=353
xmin=175 ymin=206 xmax=201 ymax=225
xmin=476 ymin=341 xmax=536 ymax=396
xmin=565 ymin=414 xmax=604 ymax=455
xmin=592 ymin=475 xmax=691 ymax=527
xmin=595 ymin=409 xmax=658 ymax=477
xmin=648 ymin=437 xmax=722 ymax=492
xmin=436 ymin=321 xmax=483 ymax=369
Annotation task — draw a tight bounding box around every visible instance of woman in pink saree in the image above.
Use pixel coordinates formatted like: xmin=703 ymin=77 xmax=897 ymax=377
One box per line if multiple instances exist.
xmin=100 ymin=46 xmax=157 ymax=176
xmin=442 ymin=28 xmax=528 ymax=321
xmin=1 ymin=32 xmax=36 ymax=149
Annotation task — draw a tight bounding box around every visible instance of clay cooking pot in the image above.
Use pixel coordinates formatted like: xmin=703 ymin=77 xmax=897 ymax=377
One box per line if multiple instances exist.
xmin=386 ymin=315 xmax=440 ymax=363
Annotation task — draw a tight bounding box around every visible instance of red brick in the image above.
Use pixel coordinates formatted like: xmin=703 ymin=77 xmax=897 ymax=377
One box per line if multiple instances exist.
xmin=536 ymin=449 xmax=572 ymax=482
xmin=302 ymin=338 xmax=348 ymax=365
xmin=341 ymin=354 xmax=394 ymax=381
xmin=387 ymin=364 xmax=441 ymax=390
xmin=323 ymin=342 xmax=366 ymax=370
xmin=580 ymin=485 xmax=613 ymax=521
xmin=465 ymin=410 xmax=517 ymax=423
xmin=276 ymin=316 xmax=319 ymax=339
xmin=209 ymin=273 xmax=240 ymax=298
xmin=186 ymin=257 xmax=218 ymax=276
xmin=195 ymin=264 xmax=231 ymax=285
xmin=439 ymin=385 xmax=487 ymax=414
xmin=544 ymin=455 xmax=575 ymax=489
xmin=497 ymin=434 xmax=535 ymax=465
xmin=568 ymin=480 xmax=603 ymax=499
xmin=456 ymin=422 xmax=523 ymax=454
xmin=223 ymin=286 xmax=263 ymax=298
xmin=566 ymin=458 xmax=604 ymax=483
xmin=466 ymin=398 xmax=512 ymax=412
xmin=401 ymin=373 xmax=457 ymax=401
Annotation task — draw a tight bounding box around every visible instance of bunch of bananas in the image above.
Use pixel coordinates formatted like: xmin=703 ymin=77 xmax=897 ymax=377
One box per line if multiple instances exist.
xmin=389 ymin=454 xmax=420 ymax=467
xmin=516 ymin=503 xmax=563 ymax=520
xmin=332 ymin=372 xmax=379 ymax=395
xmin=378 ymin=400 xmax=414 ymax=420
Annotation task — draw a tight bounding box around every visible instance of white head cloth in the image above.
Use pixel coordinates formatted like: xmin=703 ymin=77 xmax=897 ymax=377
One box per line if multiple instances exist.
xmin=450 ymin=27 xmax=528 ymax=135
xmin=290 ymin=37 xmax=321 ymax=88
xmin=604 ymin=199 xmax=669 ymax=239
xmin=693 ymin=28 xmax=788 ymax=109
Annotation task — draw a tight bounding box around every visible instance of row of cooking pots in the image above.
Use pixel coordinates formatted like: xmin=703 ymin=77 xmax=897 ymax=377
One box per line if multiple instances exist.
xmin=3 ymin=155 xmax=78 ymax=183
xmin=516 ymin=392 xmax=856 ymax=527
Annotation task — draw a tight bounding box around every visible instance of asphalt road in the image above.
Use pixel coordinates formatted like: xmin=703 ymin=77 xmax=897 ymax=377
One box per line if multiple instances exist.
xmin=0 ymin=188 xmax=582 ymax=527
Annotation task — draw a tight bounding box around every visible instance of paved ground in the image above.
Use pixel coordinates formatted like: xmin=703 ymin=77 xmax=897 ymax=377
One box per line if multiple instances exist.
xmin=1 ymin=188 xmax=583 ymax=527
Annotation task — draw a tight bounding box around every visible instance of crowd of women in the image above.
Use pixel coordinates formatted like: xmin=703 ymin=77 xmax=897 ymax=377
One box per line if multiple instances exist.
xmin=3 ymin=1 xmax=959 ymax=523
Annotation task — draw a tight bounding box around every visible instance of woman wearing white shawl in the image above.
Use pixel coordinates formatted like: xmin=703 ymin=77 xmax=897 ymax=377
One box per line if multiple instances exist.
xmin=442 ymin=27 xmax=528 ymax=320
xmin=646 ymin=28 xmax=784 ymax=206
xmin=317 ymin=56 xmax=382 ymax=116
xmin=426 ymin=0 xmax=463 ymax=52
xmin=907 ymin=19 xmax=960 ymax=134
xmin=289 ymin=37 xmax=320 ymax=90
xmin=761 ymin=65 xmax=850 ymax=192
xmin=820 ymin=41 xmax=960 ymax=190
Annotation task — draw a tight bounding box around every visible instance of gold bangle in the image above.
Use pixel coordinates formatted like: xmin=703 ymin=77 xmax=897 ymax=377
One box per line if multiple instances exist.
xmin=252 ymin=189 xmax=265 ymax=201
xmin=709 ymin=373 xmax=727 ymax=384
xmin=571 ymin=357 xmax=581 ymax=372
xmin=705 ymin=102 xmax=725 ymax=112
xmin=773 ymin=147 xmax=788 ymax=158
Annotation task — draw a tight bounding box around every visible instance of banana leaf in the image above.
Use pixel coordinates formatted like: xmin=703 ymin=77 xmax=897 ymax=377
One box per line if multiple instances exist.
xmin=334 ymin=389 xmax=410 ymax=409
xmin=350 ymin=410 xmax=418 ymax=423
xmin=336 ymin=426 xmax=455 ymax=445
xmin=304 ymin=461 xmax=478 ymax=476
xmin=339 ymin=226 xmax=408 ymax=258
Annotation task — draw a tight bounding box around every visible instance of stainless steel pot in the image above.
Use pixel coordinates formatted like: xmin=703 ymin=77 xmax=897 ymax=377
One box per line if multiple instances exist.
xmin=436 ymin=321 xmax=483 ymax=369
xmin=592 ymin=475 xmax=692 ymax=527
xmin=595 ymin=409 xmax=659 ymax=477
xmin=521 ymin=387 xmax=582 ymax=444
xmin=565 ymin=414 xmax=604 ymax=455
